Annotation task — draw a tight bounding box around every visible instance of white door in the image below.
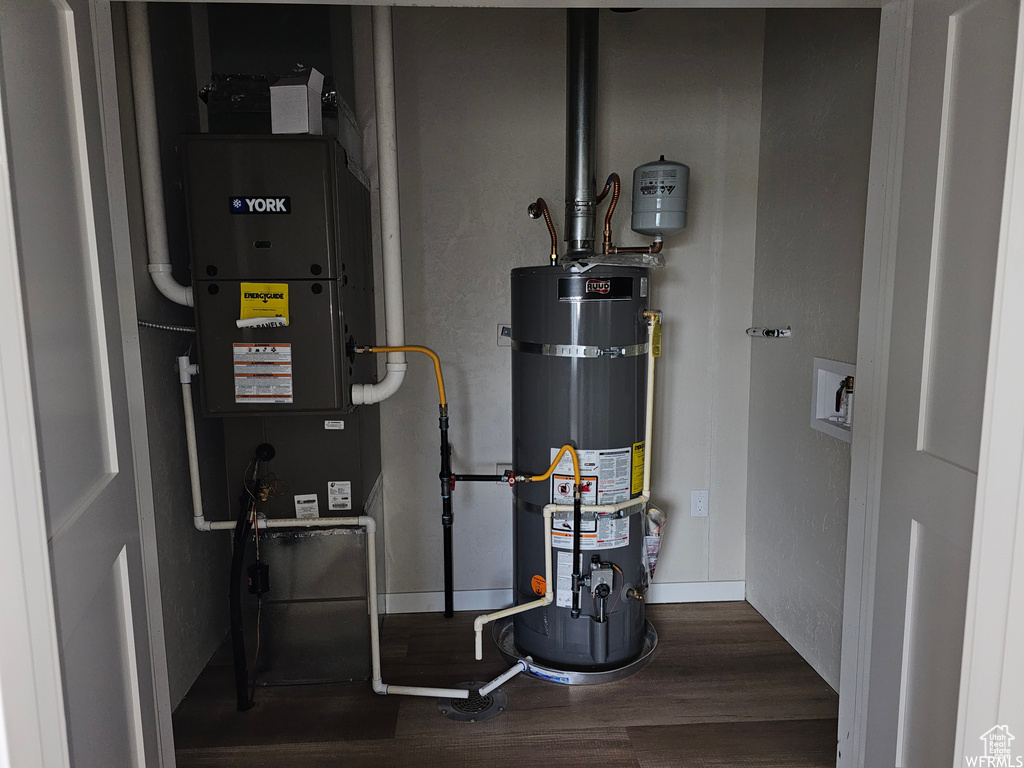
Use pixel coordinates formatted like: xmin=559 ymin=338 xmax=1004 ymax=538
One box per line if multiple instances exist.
xmin=863 ymin=0 xmax=1020 ymax=765
xmin=0 ymin=2 xmax=162 ymax=766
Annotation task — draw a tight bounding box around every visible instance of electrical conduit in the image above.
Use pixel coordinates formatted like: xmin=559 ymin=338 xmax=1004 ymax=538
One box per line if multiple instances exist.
xmin=126 ymin=4 xmax=193 ymax=307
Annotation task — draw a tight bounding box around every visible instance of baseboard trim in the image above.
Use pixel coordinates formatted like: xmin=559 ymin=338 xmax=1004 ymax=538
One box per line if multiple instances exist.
xmin=385 ymin=589 xmax=513 ymax=614
xmin=646 ymin=580 xmax=746 ymax=604
xmin=385 ymin=581 xmax=745 ymax=614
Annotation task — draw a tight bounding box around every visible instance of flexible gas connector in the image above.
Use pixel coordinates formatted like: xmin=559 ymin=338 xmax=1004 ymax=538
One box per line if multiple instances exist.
xmin=528 ymin=198 xmax=559 ymax=265
xmin=528 ymin=444 xmax=580 ymax=484
xmin=357 ymin=345 xmax=446 ymax=410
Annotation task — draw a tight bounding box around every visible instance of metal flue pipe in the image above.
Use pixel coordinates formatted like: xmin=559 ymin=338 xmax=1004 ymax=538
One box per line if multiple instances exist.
xmin=563 ymin=9 xmax=599 ymax=259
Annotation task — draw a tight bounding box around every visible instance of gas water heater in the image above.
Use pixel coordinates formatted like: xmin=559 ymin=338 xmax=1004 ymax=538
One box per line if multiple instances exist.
xmin=496 ymin=8 xmax=688 ymax=675
xmin=511 ymin=267 xmax=650 ymax=669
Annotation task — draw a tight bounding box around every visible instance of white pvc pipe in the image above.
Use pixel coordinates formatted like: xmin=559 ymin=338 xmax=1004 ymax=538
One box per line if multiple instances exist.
xmin=178 ymin=358 xmax=524 ymax=697
xmin=363 ymin=514 xmax=470 ymax=699
xmin=473 ymin=508 xmax=554 ymax=660
xmin=352 ymin=7 xmax=407 ymax=405
xmin=177 ymin=356 xmax=209 ymax=530
xmin=126 ymin=4 xmax=194 ymax=308
xmin=478 ymin=660 xmax=529 ymax=697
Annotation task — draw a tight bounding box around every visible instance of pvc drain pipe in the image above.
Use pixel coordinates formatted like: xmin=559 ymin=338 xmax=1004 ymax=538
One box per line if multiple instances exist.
xmin=352 ymin=6 xmax=408 ymax=405
xmin=126 ymin=4 xmax=193 ymax=307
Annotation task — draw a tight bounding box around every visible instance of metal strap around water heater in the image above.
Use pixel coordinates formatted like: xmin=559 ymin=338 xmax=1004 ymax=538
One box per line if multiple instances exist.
xmin=511 ymin=340 xmax=649 ymax=359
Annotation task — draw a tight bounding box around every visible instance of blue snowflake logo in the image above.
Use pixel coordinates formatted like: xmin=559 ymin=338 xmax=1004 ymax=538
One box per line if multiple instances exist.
xmin=231 ymin=198 xmax=244 ymax=210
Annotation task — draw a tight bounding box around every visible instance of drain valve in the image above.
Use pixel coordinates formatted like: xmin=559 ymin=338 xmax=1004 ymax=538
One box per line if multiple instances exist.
xmin=437 ymin=682 xmax=508 ymax=723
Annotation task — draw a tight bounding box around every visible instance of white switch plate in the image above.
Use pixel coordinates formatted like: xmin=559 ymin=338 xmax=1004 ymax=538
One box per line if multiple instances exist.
xmin=691 ymin=489 xmax=709 ymax=517
xmin=497 ymin=324 xmax=512 ymax=347
xmin=496 ymin=463 xmax=512 ymax=483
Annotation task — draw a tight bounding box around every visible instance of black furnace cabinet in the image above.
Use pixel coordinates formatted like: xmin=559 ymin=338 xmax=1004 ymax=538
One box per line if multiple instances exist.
xmin=184 ymin=135 xmax=376 ymax=415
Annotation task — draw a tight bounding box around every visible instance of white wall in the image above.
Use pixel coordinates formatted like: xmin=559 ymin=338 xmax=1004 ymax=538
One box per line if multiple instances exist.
xmin=358 ymin=8 xmax=765 ymax=600
xmin=745 ymin=9 xmax=879 ymax=690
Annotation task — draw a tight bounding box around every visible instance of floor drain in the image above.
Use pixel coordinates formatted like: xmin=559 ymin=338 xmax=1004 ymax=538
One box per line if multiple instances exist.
xmin=437 ymin=682 xmax=508 ymax=723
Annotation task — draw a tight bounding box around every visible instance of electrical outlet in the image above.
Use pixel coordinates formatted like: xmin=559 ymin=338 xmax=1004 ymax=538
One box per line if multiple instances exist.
xmin=497 ymin=324 xmax=512 ymax=347
xmin=496 ymin=463 xmax=512 ymax=483
xmin=691 ymin=489 xmax=709 ymax=517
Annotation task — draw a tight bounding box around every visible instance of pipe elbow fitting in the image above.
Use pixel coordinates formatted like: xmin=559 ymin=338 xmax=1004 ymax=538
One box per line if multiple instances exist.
xmin=371 ymin=679 xmax=387 ymax=695
xmin=193 ymin=517 xmax=212 ymax=532
xmin=351 ymin=362 xmax=408 ymax=405
xmin=358 ymin=515 xmax=377 ymax=534
xmin=148 ymin=264 xmax=194 ymax=307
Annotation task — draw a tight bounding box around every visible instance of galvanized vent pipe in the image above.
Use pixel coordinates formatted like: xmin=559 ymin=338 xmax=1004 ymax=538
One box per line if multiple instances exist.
xmin=563 ymin=9 xmax=599 ymax=259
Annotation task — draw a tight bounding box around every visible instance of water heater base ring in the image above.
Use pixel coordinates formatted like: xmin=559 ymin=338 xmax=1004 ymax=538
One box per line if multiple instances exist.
xmin=491 ymin=617 xmax=658 ymax=686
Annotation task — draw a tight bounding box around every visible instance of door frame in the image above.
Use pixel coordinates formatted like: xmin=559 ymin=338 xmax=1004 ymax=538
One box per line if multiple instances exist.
xmin=836 ymin=0 xmax=912 ymax=763
xmin=2 ymin=1 xmax=1020 ymax=767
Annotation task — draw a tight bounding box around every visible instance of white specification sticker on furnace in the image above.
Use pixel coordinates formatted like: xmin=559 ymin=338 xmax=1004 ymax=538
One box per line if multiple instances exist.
xmin=327 ymin=480 xmax=352 ymax=511
xmin=551 ymin=513 xmax=630 ymax=550
xmin=556 ymin=551 xmax=575 ymax=608
xmin=233 ymin=343 xmax=293 ymax=403
xmin=294 ymin=493 xmax=319 ymax=519
xmin=324 ymin=420 xmax=345 ymax=430
xmin=549 ymin=446 xmax=632 ymax=505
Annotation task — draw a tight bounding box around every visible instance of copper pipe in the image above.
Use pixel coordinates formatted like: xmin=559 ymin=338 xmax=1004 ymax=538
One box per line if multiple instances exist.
xmin=610 ymin=239 xmax=663 ymax=255
xmin=602 ymin=173 xmax=621 ymax=254
xmin=528 ymin=198 xmax=559 ymax=264
xmin=595 ymin=177 xmax=612 ymax=204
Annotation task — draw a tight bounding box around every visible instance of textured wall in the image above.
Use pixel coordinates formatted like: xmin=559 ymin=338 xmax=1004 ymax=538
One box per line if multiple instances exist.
xmin=745 ymin=9 xmax=879 ymax=690
xmin=112 ymin=5 xmax=230 ymax=708
xmin=364 ymin=8 xmax=765 ymax=597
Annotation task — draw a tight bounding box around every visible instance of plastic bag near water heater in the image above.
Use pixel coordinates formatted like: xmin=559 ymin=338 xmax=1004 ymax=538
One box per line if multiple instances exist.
xmin=644 ymin=505 xmax=667 ymax=580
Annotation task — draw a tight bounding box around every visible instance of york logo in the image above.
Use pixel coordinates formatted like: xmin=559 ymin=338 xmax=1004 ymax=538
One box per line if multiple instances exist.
xmin=230 ymin=196 xmax=291 ymax=214
xmin=244 ymin=292 xmax=285 ymax=303
xmin=586 ymin=279 xmax=611 ymax=294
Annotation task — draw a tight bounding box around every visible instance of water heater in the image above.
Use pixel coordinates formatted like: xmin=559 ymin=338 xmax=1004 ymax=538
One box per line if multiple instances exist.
xmin=510 ymin=266 xmax=649 ymax=669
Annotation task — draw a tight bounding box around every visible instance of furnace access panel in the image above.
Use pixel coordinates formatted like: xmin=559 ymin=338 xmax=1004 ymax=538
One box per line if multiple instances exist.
xmin=184 ymin=136 xmax=375 ymax=414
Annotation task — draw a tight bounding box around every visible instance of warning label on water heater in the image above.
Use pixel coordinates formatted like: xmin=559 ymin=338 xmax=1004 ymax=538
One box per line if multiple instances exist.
xmin=549 ymin=446 xmax=633 ymax=506
xmin=551 ymin=514 xmax=629 ymax=551
xmin=233 ymin=343 xmax=293 ymax=403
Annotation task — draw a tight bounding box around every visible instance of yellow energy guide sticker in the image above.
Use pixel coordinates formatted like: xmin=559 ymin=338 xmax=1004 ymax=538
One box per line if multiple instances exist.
xmin=240 ymin=282 xmax=289 ymax=323
xmin=631 ymin=441 xmax=646 ymax=495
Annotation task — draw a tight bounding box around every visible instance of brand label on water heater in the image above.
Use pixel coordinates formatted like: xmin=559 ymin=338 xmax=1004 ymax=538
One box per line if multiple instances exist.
xmin=557 ymin=276 xmax=633 ymax=302
xmin=230 ymin=196 xmax=291 ymax=214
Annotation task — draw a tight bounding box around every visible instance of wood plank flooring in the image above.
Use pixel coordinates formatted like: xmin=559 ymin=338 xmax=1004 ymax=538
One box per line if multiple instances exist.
xmin=174 ymin=602 xmax=839 ymax=767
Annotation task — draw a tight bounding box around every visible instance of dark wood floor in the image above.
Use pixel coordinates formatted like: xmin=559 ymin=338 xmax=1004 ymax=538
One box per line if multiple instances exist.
xmin=173 ymin=602 xmax=839 ymax=767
